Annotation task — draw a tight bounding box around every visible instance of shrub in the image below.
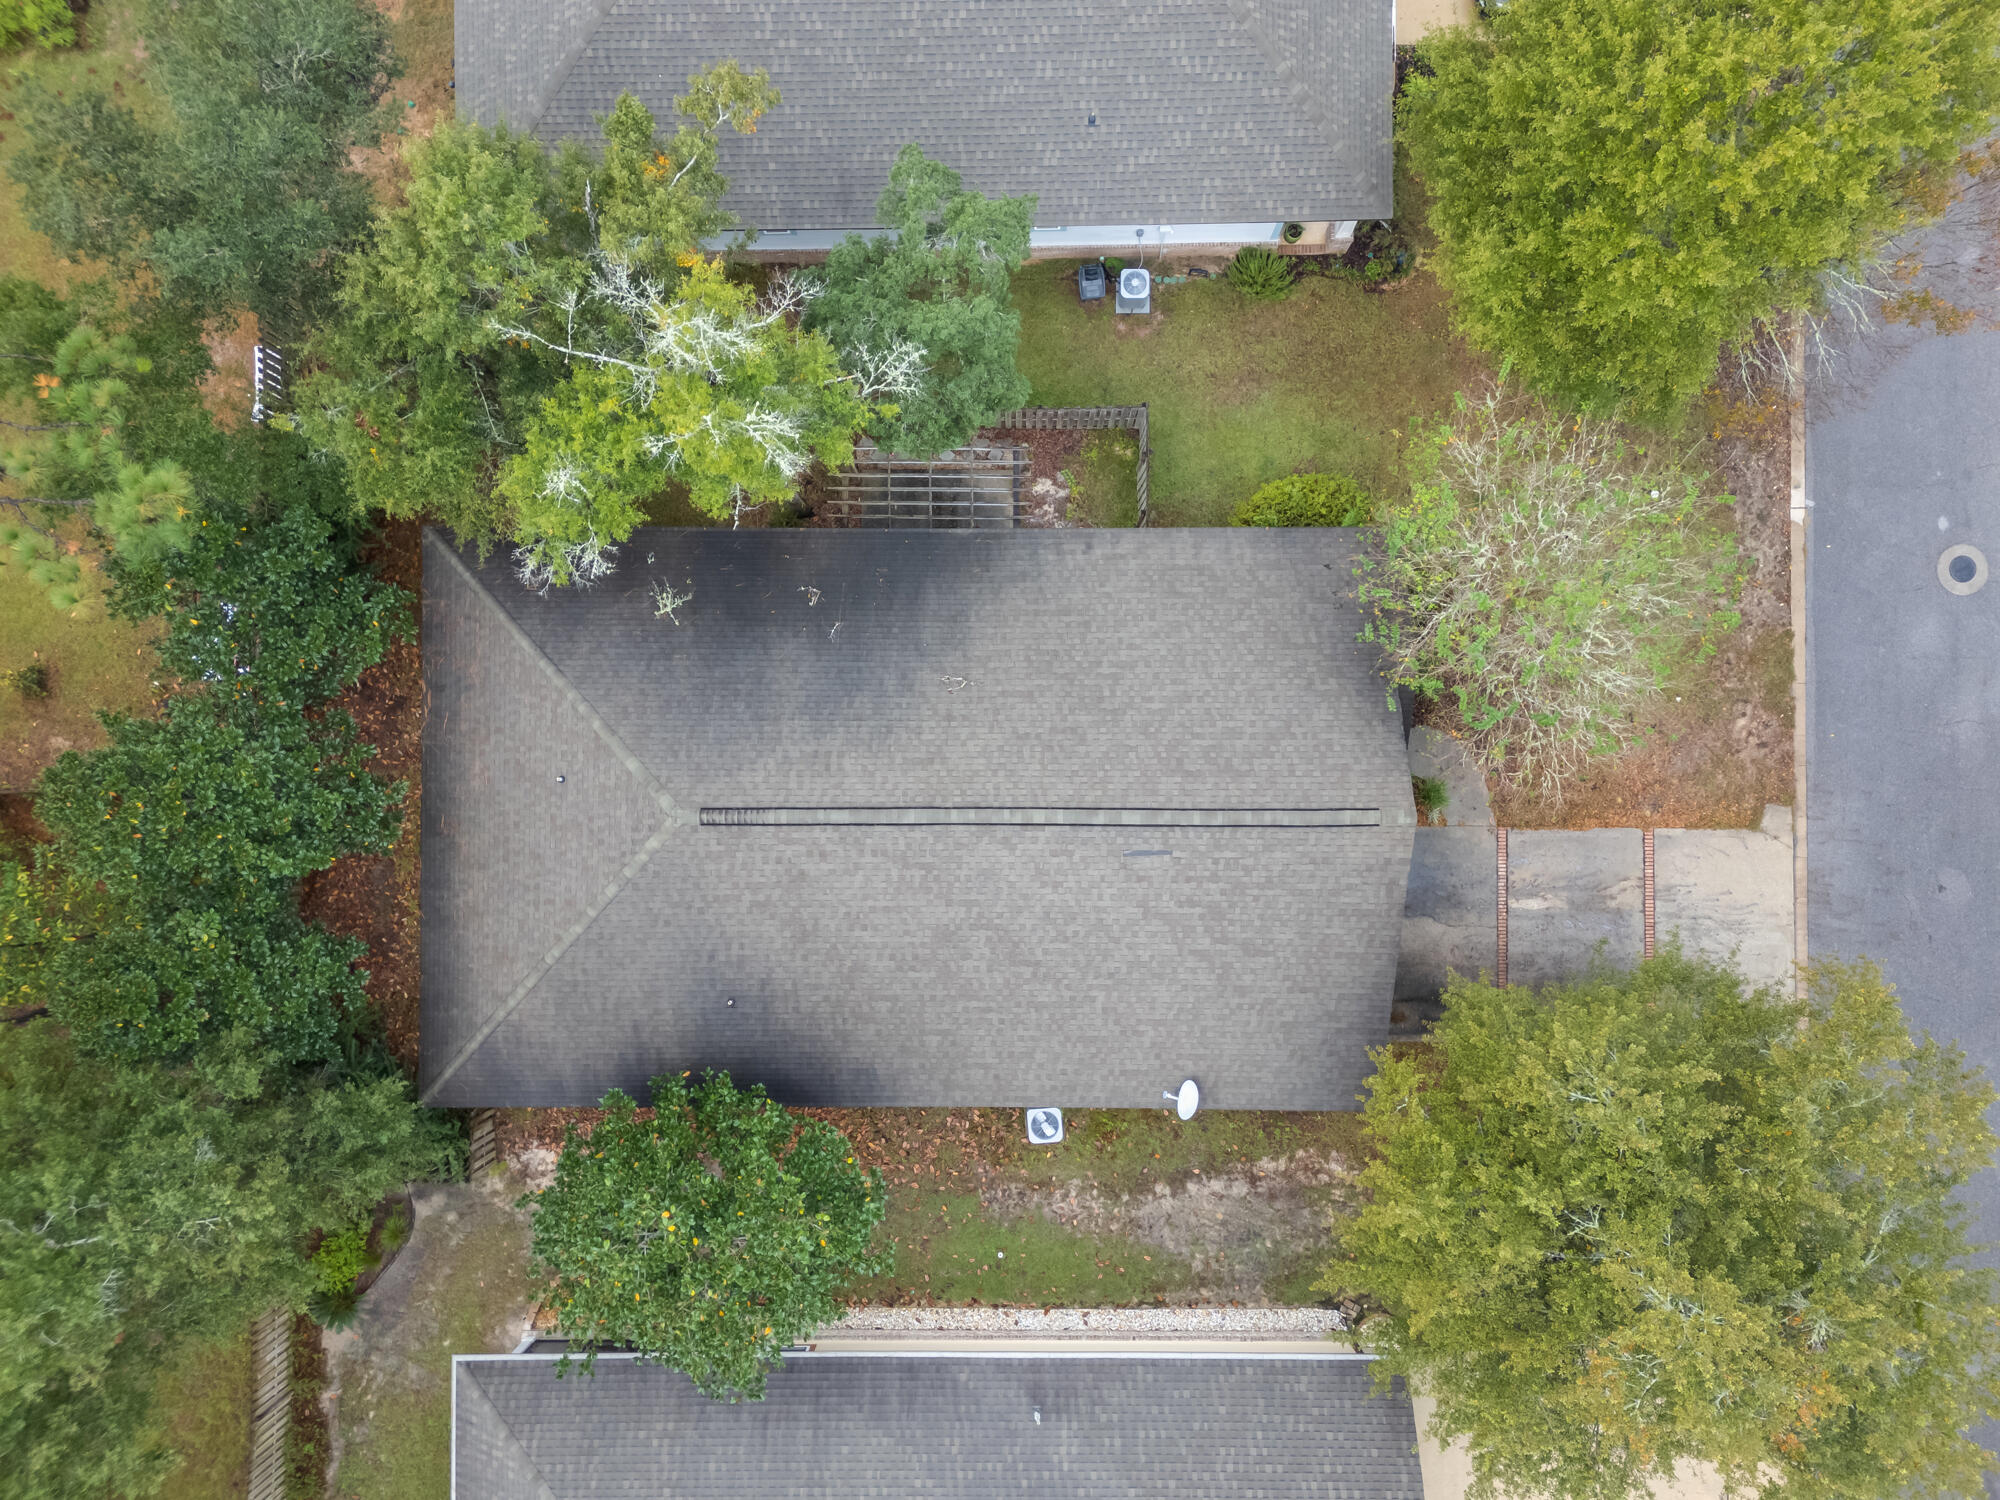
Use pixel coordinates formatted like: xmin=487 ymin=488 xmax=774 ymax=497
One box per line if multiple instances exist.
xmin=310 ymin=1223 xmax=373 ymax=1295
xmin=525 ymin=1071 xmax=886 ymax=1399
xmin=3 ymin=661 xmax=49 ymax=698
xmin=1412 ymin=775 xmax=1449 ymax=824
xmin=306 ymin=1286 xmax=361 ymax=1332
xmin=1357 ymin=384 xmax=1741 ymax=797
xmin=379 ymin=1203 xmax=411 ymax=1255
xmin=1230 ymin=473 xmax=1371 ymax=527
xmin=1225 ymin=245 xmax=1294 ymax=300
xmin=0 ymin=0 xmax=77 ymax=49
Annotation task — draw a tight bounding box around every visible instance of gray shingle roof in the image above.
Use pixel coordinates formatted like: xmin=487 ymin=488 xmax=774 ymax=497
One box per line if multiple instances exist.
xmin=453 ymin=1353 xmax=1424 ymax=1498
xmin=419 ymin=528 xmax=1415 ymax=1109
xmin=451 ymin=0 xmax=1394 ymax=226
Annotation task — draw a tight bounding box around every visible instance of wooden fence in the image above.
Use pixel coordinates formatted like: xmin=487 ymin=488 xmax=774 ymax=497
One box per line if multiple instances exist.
xmin=990 ymin=405 xmax=1152 ymax=526
xmin=247 ymin=1309 xmax=292 ymax=1500
xmin=467 ymin=1108 xmax=499 ymax=1177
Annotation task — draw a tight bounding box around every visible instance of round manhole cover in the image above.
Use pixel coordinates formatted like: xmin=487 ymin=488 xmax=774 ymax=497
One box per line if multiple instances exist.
xmin=1939 ymin=544 xmax=1988 ymax=596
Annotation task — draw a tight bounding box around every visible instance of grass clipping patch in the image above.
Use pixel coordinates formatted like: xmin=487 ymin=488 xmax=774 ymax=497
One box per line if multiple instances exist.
xmin=1359 ymin=384 xmax=1743 ymax=800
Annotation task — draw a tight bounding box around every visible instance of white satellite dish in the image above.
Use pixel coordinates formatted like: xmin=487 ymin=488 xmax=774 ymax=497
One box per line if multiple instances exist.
xmin=1164 ymin=1080 xmax=1200 ymax=1121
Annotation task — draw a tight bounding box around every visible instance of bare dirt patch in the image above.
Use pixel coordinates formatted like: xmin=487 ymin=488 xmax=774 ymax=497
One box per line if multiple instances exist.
xmin=350 ymin=0 xmax=454 ymax=203
xmin=982 ymin=1148 xmax=1351 ymax=1303
xmin=197 ymin=309 xmax=258 ymax=431
xmin=324 ymin=1171 xmax=536 ymax=1500
xmin=981 ymin=424 xmax=1088 ymax=527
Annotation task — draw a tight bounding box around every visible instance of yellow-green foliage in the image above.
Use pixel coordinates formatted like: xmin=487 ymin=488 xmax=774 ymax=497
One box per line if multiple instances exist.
xmin=1228 ymin=472 xmax=1370 ymax=526
xmin=0 ymin=0 xmax=76 ymax=48
xmin=499 ymin=256 xmax=868 ymax=586
xmin=1331 ymin=952 xmax=2000 ymax=1500
xmin=1401 ymin=0 xmax=2000 ymax=414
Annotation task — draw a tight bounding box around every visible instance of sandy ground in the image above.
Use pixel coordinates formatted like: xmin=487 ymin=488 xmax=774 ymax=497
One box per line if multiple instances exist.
xmin=981 ymin=1148 xmax=1352 ymax=1303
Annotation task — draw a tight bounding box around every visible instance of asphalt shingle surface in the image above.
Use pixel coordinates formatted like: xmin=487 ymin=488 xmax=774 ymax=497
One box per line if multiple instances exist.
xmin=451 ymin=0 xmax=1394 ymax=225
xmin=419 ymin=528 xmax=1413 ymax=1110
xmin=454 ymin=1354 xmax=1424 ymax=1499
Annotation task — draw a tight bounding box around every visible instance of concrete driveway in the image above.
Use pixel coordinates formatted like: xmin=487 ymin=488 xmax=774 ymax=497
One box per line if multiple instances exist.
xmin=1804 ymin=175 xmax=2000 ymax=1488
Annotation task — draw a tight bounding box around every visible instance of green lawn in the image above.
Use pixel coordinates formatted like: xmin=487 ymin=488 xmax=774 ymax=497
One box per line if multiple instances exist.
xmin=151 ymin=1332 xmax=255 ymax=1500
xmin=847 ymin=1188 xmax=1195 ymax=1305
xmin=1013 ymin=260 xmax=1485 ymax=526
xmin=0 ymin=541 xmax=158 ymax=790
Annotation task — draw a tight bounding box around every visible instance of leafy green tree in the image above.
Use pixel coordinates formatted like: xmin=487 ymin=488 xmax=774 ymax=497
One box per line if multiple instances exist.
xmin=1357 ymin=385 xmax=1741 ymax=796
xmin=1400 ymin=0 xmax=2000 ymax=414
xmin=807 ymin=144 xmax=1034 ymax=456
xmin=589 ymin=65 xmax=779 ymax=276
xmin=498 ymin=256 xmax=876 ymax=584
xmin=1327 ymin=951 xmax=2000 ymax=1500
xmin=21 ymin=688 xmax=401 ymax=1060
xmin=0 ymin=1022 xmax=461 ymax=1500
xmin=294 ymin=118 xmax=578 ymax=536
xmin=2 ymin=844 xmax=373 ymax=1063
xmin=297 ymin=76 xmax=776 ymax=539
xmin=38 ymin=701 xmax=401 ymax=915
xmin=111 ymin=498 xmax=410 ymax=715
xmin=526 ymin=1072 xmax=885 ymax=1399
xmin=10 ymin=0 xmax=396 ymax=330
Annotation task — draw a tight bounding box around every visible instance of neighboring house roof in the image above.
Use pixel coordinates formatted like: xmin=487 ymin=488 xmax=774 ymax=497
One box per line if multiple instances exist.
xmin=450 ymin=0 xmax=1394 ymax=226
xmin=419 ymin=528 xmax=1414 ymax=1109
xmin=452 ymin=1352 xmax=1425 ymax=1499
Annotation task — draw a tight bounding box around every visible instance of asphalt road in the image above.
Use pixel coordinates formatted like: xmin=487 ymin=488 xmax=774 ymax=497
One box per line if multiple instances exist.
xmin=1803 ymin=182 xmax=2000 ymax=1487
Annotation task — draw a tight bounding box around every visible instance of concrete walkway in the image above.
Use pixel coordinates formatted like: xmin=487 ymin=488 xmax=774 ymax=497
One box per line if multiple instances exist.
xmin=1398 ymin=806 xmax=1797 ymax=1005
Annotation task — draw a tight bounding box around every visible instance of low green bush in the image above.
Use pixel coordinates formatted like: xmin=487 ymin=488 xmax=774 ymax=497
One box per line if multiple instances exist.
xmin=0 ymin=0 xmax=77 ymax=48
xmin=3 ymin=662 xmax=49 ymax=698
xmin=1413 ymin=775 xmax=1450 ymax=825
xmin=310 ymin=1223 xmax=373 ymax=1295
xmin=1225 ymin=245 xmax=1294 ymax=299
xmin=1229 ymin=473 xmax=1371 ymax=527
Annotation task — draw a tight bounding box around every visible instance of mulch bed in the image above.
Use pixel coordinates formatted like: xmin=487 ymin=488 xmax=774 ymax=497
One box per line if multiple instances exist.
xmin=979 ymin=425 xmax=1085 ymax=488
xmin=298 ymin=519 xmax=425 ymax=1074
xmin=285 ymin=1312 xmax=331 ymax=1500
xmin=495 ymin=1104 xmax=1027 ymax=1198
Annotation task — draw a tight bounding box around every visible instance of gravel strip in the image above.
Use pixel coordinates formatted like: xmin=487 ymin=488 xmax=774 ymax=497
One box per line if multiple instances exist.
xmin=826 ymin=1306 xmax=1348 ymax=1338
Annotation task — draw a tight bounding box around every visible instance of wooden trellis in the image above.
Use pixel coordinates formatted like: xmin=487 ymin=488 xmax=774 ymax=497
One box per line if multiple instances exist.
xmin=819 ymin=442 xmax=1026 ymax=529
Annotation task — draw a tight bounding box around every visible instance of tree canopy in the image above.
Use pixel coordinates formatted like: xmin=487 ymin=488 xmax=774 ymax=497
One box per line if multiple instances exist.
xmin=1328 ymin=951 xmax=2000 ymax=1500
xmin=0 ymin=1024 xmax=460 ymax=1500
xmin=807 ymin=145 xmax=1035 ymax=456
xmin=297 ymin=73 xmax=787 ymax=564
xmin=498 ymin=256 xmax=878 ymax=582
xmin=9 ymin=0 xmax=397 ymax=332
xmin=526 ymin=1072 xmax=885 ymax=1399
xmin=1400 ymin=0 xmax=2000 ymax=414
